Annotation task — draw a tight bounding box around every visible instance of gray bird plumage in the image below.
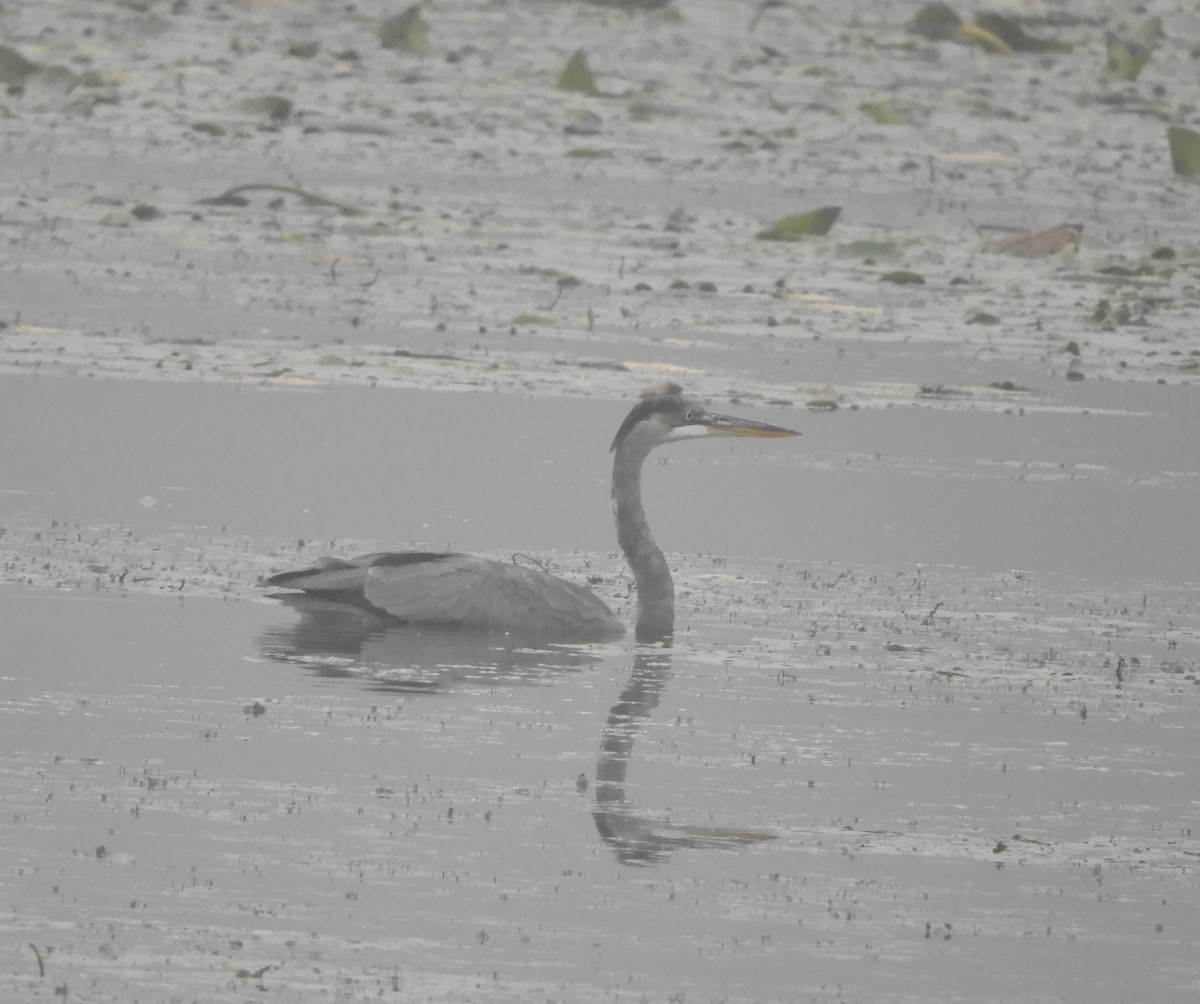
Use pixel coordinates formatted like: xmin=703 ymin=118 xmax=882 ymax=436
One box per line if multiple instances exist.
xmin=263 ymin=383 xmax=798 ymax=643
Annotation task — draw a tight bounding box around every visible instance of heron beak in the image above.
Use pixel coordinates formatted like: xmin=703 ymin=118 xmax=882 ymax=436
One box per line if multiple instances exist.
xmin=701 ymin=412 xmax=800 ymax=438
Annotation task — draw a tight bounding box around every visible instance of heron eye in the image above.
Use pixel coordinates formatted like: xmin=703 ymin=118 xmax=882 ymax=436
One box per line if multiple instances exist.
xmin=684 ymin=410 xmax=693 ymax=421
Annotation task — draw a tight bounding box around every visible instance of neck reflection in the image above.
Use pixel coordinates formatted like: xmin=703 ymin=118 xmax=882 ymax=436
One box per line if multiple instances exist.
xmin=593 ymin=648 xmax=776 ymax=866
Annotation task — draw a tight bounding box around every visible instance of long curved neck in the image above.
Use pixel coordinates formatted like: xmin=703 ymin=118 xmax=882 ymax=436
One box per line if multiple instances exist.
xmin=612 ymin=441 xmax=673 ymax=643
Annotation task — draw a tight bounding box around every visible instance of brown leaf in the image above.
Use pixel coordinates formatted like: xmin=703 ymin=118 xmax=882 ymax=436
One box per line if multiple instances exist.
xmin=982 ymin=224 xmax=1082 ymax=257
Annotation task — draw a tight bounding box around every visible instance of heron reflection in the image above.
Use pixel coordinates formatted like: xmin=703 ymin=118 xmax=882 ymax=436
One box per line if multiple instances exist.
xmin=262 ymin=383 xmax=797 ymax=644
xmin=593 ymin=649 xmax=776 ymax=865
xmin=257 ymin=595 xmax=602 ymax=692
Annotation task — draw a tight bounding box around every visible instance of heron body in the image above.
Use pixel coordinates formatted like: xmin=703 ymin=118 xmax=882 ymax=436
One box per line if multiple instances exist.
xmin=264 ymin=550 xmax=624 ymax=641
xmin=263 ymin=384 xmax=798 ymax=643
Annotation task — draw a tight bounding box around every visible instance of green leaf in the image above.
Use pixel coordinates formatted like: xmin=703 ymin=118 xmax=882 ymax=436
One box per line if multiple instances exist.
xmin=557 ymin=50 xmax=597 ymax=96
xmin=909 ymin=3 xmax=961 ymax=41
xmin=982 ymin=224 xmax=1081 ymax=257
xmin=22 ymin=65 xmax=79 ymax=100
xmin=965 ymin=310 xmax=1000 ymax=325
xmin=837 ymin=239 xmax=902 ymax=261
xmin=287 ymin=41 xmax=320 ymax=59
xmin=99 ymin=210 xmax=135 ymax=228
xmin=859 ymin=101 xmax=906 ymax=125
xmin=380 ymin=6 xmax=430 ymax=55
xmin=239 ymin=95 xmax=294 ymax=121
xmin=1105 ymin=34 xmax=1151 ymax=81
xmin=756 ymin=206 xmax=841 ymax=240
xmin=1167 ymin=127 xmax=1200 ymax=177
xmin=1134 ymin=17 xmax=1165 ymax=46
xmin=0 ymin=43 xmax=39 ymax=86
xmin=879 ymin=270 xmax=925 ymax=285
xmin=974 ymin=13 xmax=1072 ymax=53
xmin=956 ymin=22 xmax=1012 ymax=55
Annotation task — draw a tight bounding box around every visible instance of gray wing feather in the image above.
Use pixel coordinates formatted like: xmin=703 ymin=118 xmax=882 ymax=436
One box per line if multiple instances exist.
xmin=262 ymin=553 xmax=390 ymax=593
xmin=267 ymin=552 xmax=623 ymax=640
xmin=364 ymin=555 xmax=623 ymax=639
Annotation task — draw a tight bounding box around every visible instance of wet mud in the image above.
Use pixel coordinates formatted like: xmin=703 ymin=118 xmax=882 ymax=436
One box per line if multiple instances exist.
xmin=2 ymin=1 xmax=1200 ymax=1001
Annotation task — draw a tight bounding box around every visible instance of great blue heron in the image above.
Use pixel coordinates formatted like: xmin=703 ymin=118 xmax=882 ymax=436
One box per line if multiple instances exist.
xmin=262 ymin=383 xmax=798 ymax=642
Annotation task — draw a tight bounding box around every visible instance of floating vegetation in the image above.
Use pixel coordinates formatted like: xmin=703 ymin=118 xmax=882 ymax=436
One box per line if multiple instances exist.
xmin=99 ymin=203 xmax=163 ymax=227
xmin=1167 ymin=126 xmax=1200 ymax=177
xmin=0 ymin=43 xmax=84 ymax=105
xmin=287 ymin=41 xmax=320 ymax=60
xmin=196 ymin=183 xmax=364 ymax=216
xmin=837 ymin=239 xmax=903 ymax=262
xmin=557 ymin=50 xmax=598 ymax=96
xmin=909 ymin=6 xmax=1069 ymax=55
xmin=965 ymin=310 xmax=1000 ymax=325
xmin=23 ymin=64 xmax=80 ymax=101
xmin=756 ymin=206 xmax=841 ymax=240
xmin=880 ymin=270 xmax=925 ymax=285
xmin=379 ymin=6 xmax=430 ymax=54
xmin=563 ymin=108 xmax=603 ymax=135
xmin=973 ymin=13 xmax=1072 ymax=53
xmin=1104 ymin=33 xmax=1151 ymax=81
xmin=909 ymin=3 xmax=964 ymax=41
xmin=238 ymin=95 xmax=294 ymax=121
xmin=1091 ymin=298 xmax=1148 ymax=329
xmin=0 ymin=42 xmax=39 ymax=86
xmin=910 ymin=4 xmax=1010 ymax=54
xmin=982 ymin=224 xmax=1081 ymax=257
xmin=859 ymin=101 xmax=907 ymax=125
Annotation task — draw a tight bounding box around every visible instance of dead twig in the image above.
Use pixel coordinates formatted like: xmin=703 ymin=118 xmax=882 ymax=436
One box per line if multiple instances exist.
xmin=197 ymin=183 xmax=364 ymax=216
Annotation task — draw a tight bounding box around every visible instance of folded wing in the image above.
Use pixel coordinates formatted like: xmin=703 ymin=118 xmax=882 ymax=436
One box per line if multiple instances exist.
xmin=265 ymin=551 xmax=623 ymax=641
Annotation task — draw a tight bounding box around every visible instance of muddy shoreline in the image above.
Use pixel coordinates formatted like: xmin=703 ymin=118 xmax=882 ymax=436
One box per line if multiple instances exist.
xmin=3 ymin=1 xmax=1199 ymax=1001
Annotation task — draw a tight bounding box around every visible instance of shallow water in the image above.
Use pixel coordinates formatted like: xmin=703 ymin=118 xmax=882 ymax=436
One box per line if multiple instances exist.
xmin=2 ymin=376 xmax=1199 ymax=1002
xmin=3 ymin=304 xmax=1200 ymax=1004
xmin=3 ymin=0 xmax=1200 ymax=999
xmin=2 ymin=565 xmax=1197 ymax=1002
xmin=2 ymin=374 xmax=1197 ymax=582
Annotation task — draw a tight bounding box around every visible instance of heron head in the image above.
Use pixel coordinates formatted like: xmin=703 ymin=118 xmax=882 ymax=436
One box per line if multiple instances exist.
xmin=611 ymin=382 xmax=799 ymax=454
